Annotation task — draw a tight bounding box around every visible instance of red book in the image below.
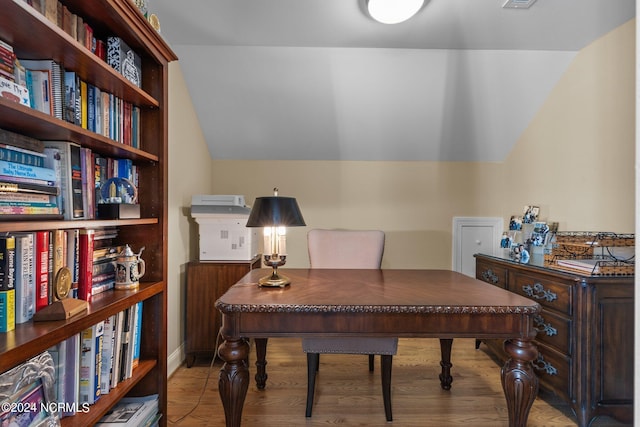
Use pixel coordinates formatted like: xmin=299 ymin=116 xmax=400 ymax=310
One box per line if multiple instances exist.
xmin=77 ymin=229 xmax=94 ymax=302
xmin=34 ymin=230 xmax=49 ymax=312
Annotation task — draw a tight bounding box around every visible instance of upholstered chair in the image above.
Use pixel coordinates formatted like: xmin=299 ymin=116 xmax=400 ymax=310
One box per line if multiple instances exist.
xmin=302 ymin=229 xmax=397 ymax=421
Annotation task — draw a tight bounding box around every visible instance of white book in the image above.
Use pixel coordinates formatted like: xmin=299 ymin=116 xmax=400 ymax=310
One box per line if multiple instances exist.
xmin=12 ymin=232 xmax=35 ymax=324
xmin=100 ymin=314 xmax=117 ymax=394
xmin=64 ymin=333 xmax=81 ymax=417
xmin=111 ymin=309 xmax=125 ymax=389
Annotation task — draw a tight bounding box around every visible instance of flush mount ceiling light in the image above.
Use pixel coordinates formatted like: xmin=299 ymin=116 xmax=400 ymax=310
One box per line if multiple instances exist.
xmin=367 ymin=0 xmax=425 ymax=24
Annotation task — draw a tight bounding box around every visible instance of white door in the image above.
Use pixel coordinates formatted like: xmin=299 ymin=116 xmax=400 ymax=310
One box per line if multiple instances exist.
xmin=452 ymin=217 xmax=503 ymax=277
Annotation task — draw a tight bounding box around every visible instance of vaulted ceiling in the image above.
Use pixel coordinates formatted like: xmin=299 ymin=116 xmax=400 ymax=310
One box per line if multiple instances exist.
xmin=150 ymin=0 xmax=635 ymax=161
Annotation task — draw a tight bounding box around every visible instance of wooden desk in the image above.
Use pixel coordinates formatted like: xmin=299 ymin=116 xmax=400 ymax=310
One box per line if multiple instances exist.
xmin=215 ymin=269 xmax=541 ymax=427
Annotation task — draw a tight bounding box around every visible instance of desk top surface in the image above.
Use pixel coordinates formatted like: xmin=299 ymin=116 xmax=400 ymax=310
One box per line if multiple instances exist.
xmin=216 ymin=269 xmax=540 ymax=315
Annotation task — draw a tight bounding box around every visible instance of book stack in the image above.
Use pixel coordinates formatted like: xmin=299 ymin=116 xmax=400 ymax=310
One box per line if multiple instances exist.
xmin=0 ymin=128 xmax=60 ymax=217
xmin=0 ymin=39 xmax=29 ymax=107
xmin=96 ymin=394 xmax=160 ymax=427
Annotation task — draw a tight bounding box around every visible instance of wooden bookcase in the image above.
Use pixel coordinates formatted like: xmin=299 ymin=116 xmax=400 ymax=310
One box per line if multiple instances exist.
xmin=0 ymin=1 xmax=176 ymax=426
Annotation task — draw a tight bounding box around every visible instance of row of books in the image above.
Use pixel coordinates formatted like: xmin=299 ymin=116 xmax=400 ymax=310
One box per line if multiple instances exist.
xmin=0 ymin=127 xmax=138 ymax=219
xmin=0 ymin=226 xmax=121 ymax=331
xmin=1 ymin=37 xmax=142 ymax=148
xmin=46 ymin=302 xmax=146 ymax=418
xmin=22 ymin=0 xmax=143 ymax=88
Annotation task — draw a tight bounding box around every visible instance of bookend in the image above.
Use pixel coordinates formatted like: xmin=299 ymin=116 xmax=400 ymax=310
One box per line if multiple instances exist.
xmin=33 ymin=298 xmax=88 ymax=322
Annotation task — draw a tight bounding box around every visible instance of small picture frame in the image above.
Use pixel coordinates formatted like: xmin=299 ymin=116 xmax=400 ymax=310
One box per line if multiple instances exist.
xmin=530 ymin=222 xmax=549 ymax=246
xmin=509 ymin=215 xmax=522 ymax=231
xmin=0 ymin=352 xmax=60 ymax=427
xmin=522 ymin=205 xmax=539 ymax=224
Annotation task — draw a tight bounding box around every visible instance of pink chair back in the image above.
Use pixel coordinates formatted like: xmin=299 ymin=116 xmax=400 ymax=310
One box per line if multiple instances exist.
xmin=307 ymin=229 xmax=384 ymax=269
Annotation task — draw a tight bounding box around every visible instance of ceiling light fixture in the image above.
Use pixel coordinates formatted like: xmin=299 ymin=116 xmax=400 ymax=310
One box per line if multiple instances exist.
xmin=367 ymin=0 xmax=425 ymax=24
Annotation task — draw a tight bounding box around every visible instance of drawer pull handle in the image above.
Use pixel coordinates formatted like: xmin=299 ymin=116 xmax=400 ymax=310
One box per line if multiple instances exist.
xmin=532 ymin=353 xmax=558 ymax=376
xmin=522 ymin=282 xmax=557 ymax=302
xmin=533 ymin=314 xmax=557 ymax=336
xmin=481 ymin=269 xmax=499 ymax=284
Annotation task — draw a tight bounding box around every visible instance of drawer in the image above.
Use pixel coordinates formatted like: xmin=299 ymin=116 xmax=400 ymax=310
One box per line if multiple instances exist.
xmin=533 ymin=343 xmax=571 ymax=402
xmin=475 ymin=260 xmax=508 ymax=289
xmin=533 ymin=309 xmax=571 ymax=355
xmin=509 ymin=272 xmax=573 ymax=315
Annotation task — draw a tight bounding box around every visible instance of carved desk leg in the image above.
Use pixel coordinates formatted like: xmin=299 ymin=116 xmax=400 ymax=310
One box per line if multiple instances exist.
xmin=254 ymin=338 xmax=268 ymax=390
xmin=218 ymin=334 xmax=250 ymax=427
xmin=439 ymin=338 xmax=454 ymax=390
xmin=501 ymin=338 xmax=539 ymax=427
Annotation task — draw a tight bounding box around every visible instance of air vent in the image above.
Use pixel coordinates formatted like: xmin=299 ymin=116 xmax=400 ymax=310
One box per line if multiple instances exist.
xmin=502 ymin=0 xmax=537 ymax=8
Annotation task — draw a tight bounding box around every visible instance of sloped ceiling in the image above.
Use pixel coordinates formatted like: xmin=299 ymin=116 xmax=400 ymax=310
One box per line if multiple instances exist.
xmin=150 ymin=0 xmax=635 ymax=161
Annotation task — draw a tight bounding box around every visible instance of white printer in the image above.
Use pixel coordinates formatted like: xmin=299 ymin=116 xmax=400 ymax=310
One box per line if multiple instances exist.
xmin=190 ymin=195 xmax=259 ymax=261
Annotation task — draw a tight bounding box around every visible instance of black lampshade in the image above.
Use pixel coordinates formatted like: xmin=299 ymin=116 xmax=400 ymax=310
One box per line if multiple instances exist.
xmin=246 ymin=196 xmax=306 ymax=227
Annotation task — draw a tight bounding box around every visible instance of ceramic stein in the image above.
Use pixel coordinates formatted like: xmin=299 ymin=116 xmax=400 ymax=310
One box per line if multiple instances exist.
xmin=115 ymin=244 xmax=146 ymax=290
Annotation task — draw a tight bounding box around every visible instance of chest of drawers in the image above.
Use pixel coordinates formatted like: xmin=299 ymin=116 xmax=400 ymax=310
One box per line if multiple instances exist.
xmin=474 ymin=253 xmax=633 ymax=426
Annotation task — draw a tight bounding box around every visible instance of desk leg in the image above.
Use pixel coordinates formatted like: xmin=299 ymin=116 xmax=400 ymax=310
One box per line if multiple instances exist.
xmin=501 ymin=338 xmax=539 ymax=427
xmin=254 ymin=338 xmax=268 ymax=390
xmin=218 ymin=336 xmax=250 ymax=427
xmin=438 ymin=338 xmax=453 ymax=390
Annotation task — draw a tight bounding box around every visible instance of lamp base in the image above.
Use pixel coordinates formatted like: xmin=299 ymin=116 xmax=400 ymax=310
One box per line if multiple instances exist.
xmin=258 ymin=271 xmax=291 ymax=288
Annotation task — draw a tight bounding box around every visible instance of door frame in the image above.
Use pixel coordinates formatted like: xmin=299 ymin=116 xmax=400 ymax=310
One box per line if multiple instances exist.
xmin=452 ymin=216 xmax=504 ymax=273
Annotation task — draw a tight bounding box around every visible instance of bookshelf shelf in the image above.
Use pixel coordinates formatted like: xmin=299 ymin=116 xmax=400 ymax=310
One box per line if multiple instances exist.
xmin=0 ymin=1 xmax=176 ymax=426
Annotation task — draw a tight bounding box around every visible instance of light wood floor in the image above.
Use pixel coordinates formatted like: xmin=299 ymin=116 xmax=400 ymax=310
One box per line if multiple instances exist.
xmin=167 ymin=338 xmax=629 ymax=426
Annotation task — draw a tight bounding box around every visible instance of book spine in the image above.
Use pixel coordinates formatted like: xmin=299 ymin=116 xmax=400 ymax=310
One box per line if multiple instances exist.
xmin=0 ymin=159 xmax=56 ymax=182
xmin=0 ymin=128 xmax=44 ymax=153
xmin=47 ymin=230 xmax=53 ymax=305
xmin=34 ymin=230 xmax=49 ymax=312
xmin=0 ymin=180 xmax=58 ymax=195
xmin=69 ymin=142 xmax=85 ymax=219
xmin=100 ymin=315 xmax=116 ymax=393
xmin=13 ymin=233 xmax=35 ymax=324
xmin=63 ymin=334 xmax=80 ymax=417
xmin=0 ymin=205 xmax=59 ymax=215
xmin=0 ymin=192 xmax=52 ymax=203
xmin=132 ymin=301 xmax=143 ymax=369
xmin=64 ymin=71 xmax=77 ymax=124
xmin=0 ymin=145 xmax=45 ymax=167
xmin=77 ymin=229 xmax=94 ymax=302
xmin=0 ymin=289 xmax=15 ymax=332
xmin=0 ymin=236 xmax=15 ymax=291
xmin=119 ymin=305 xmax=132 ymax=381
xmin=80 ymin=321 xmax=103 ymax=404
xmin=0 ymin=174 xmax=55 ymax=187
xmin=66 ymin=229 xmax=79 ymax=296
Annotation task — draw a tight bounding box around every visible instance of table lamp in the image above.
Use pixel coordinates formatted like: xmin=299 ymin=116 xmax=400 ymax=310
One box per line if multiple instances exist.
xmin=246 ymin=188 xmax=306 ymax=287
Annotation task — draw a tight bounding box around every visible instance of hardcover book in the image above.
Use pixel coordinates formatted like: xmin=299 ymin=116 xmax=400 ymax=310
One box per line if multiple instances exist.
xmin=77 ymin=229 xmax=94 ymax=302
xmin=12 ymin=232 xmax=35 ymax=324
xmin=34 ymin=230 xmax=49 ymax=312
xmin=0 ymin=235 xmax=15 ymax=291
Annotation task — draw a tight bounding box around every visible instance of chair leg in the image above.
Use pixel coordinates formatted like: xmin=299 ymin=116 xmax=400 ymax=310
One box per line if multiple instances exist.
xmin=306 ymin=353 xmax=319 ymax=417
xmin=368 ymin=354 xmax=374 ymax=372
xmin=381 ymin=355 xmax=393 ymax=422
